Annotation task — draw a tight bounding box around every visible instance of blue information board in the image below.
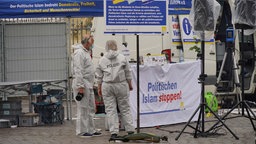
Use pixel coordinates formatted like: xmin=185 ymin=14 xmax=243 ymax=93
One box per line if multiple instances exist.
xmin=105 ymin=0 xmax=168 ymax=34
xmin=182 ymin=18 xmax=191 ymax=35
xmin=168 ymin=0 xmax=192 ymax=15
xmin=0 ymin=0 xmax=104 ymax=18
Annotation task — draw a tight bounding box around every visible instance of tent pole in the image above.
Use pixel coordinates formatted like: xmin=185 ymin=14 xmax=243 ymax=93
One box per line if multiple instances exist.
xmin=136 ymin=34 xmax=140 ymax=133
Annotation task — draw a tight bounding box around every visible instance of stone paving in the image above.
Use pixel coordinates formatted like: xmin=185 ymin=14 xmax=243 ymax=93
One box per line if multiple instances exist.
xmin=0 ymin=112 xmax=255 ymax=144
xmin=0 ymin=99 xmax=255 ymax=144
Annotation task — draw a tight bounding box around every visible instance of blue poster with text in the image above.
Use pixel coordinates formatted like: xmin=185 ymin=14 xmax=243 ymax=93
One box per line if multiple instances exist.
xmin=168 ymin=0 xmax=192 ymax=15
xmin=0 ymin=0 xmax=103 ymax=18
xmin=106 ymin=0 xmax=166 ymax=26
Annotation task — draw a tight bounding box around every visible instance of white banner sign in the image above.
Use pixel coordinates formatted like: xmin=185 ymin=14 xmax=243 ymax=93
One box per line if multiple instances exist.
xmin=130 ymin=61 xmax=201 ymax=127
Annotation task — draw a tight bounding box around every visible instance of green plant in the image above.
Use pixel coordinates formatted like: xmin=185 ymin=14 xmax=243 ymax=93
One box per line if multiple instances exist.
xmin=189 ymin=45 xmax=200 ymax=53
xmin=189 ymin=37 xmax=201 ymax=59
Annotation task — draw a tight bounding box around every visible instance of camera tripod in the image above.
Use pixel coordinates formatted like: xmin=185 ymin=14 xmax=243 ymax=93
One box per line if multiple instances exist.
xmin=206 ymin=24 xmax=256 ymax=135
xmin=175 ymin=32 xmax=239 ymax=140
xmin=215 ymin=44 xmax=242 ymax=114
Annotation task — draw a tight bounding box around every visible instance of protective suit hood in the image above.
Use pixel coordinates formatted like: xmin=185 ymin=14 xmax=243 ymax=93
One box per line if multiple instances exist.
xmin=105 ymin=50 xmax=119 ymax=59
xmin=75 ymin=43 xmax=89 ymax=52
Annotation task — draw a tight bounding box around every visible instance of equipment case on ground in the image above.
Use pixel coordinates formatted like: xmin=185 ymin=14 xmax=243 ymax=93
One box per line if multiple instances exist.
xmin=19 ymin=113 xmax=40 ymax=127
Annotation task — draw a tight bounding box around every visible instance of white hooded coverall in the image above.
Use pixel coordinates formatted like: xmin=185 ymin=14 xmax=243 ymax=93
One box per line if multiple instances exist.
xmin=96 ymin=50 xmax=135 ymax=134
xmin=72 ymin=44 xmax=96 ymax=135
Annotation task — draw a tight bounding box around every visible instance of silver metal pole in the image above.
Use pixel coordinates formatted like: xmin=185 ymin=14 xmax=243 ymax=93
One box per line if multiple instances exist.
xmin=1 ymin=22 xmax=6 ymax=100
xmin=66 ymin=17 xmax=72 ymax=120
xmin=216 ymin=52 xmax=228 ymax=85
xmin=232 ymin=51 xmax=241 ymax=113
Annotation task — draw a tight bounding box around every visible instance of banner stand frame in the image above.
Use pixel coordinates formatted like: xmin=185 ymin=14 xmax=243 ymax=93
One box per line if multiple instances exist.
xmin=135 ymin=34 xmax=140 ymax=133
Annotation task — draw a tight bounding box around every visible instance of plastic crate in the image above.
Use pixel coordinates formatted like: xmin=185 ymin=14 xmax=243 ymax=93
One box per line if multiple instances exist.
xmin=19 ymin=113 xmax=40 ymax=127
xmin=0 ymin=115 xmax=19 ymax=125
xmin=96 ymin=104 xmax=105 ymax=114
xmin=34 ymin=103 xmax=64 ymax=124
xmin=0 ymin=109 xmax=22 ymax=115
xmin=0 ymin=119 xmax=10 ymax=128
xmin=47 ymin=89 xmax=64 ymax=96
xmin=0 ymin=101 xmax=21 ymax=110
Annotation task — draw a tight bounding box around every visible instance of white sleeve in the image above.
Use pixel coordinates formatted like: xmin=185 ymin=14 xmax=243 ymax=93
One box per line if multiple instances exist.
xmin=73 ymin=50 xmax=85 ymax=88
xmin=95 ymin=59 xmax=104 ymax=84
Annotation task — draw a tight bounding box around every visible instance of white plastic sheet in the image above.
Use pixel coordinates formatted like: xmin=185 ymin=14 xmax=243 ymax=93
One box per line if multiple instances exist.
xmin=189 ymin=0 xmax=221 ymax=40
xmin=232 ymin=0 xmax=256 ymax=28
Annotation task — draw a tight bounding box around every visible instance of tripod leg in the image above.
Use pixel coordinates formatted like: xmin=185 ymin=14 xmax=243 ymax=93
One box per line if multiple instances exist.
xmin=210 ymin=102 xmax=242 ymax=127
xmin=175 ymin=105 xmax=201 ymax=140
xmin=194 ymin=104 xmax=203 ymax=138
xmin=235 ymin=87 xmax=241 ymax=114
xmin=232 ymin=51 xmax=242 ymax=114
xmin=243 ymin=102 xmax=256 ymax=130
xmin=244 ymin=101 xmax=256 ymax=119
xmin=216 ymin=51 xmax=228 ymax=85
xmin=206 ymin=101 xmax=241 ymax=133
xmin=206 ymin=104 xmax=239 ymax=139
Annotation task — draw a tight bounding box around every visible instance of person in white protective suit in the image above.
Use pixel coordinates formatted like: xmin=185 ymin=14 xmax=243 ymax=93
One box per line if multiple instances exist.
xmin=72 ymin=35 xmax=101 ymax=138
xmin=96 ymin=40 xmax=135 ymax=139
